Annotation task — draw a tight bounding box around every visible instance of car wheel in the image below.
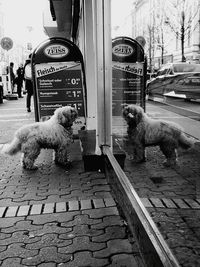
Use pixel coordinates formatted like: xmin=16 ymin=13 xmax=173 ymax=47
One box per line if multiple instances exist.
xmin=184 ymin=98 xmax=191 ymax=102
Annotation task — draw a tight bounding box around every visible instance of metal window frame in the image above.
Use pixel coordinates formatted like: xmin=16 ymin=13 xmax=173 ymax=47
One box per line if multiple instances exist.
xmin=94 ymin=0 xmax=112 ymax=148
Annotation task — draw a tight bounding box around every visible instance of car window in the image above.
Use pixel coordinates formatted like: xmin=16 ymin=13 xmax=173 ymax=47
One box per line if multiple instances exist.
xmin=173 ymin=64 xmax=200 ymax=73
xmin=158 ymin=68 xmax=168 ymax=76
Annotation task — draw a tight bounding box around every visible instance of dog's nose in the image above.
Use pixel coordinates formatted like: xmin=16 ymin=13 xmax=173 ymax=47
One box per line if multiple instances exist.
xmin=127 ymin=113 xmax=134 ymax=118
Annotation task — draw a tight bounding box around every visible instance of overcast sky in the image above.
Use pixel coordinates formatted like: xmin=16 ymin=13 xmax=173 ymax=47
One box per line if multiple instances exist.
xmin=1 ymin=0 xmax=47 ymax=48
xmin=1 ymin=0 xmax=133 ymax=46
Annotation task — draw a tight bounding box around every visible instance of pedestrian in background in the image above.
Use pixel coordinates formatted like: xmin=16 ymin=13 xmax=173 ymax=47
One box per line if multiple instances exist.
xmin=16 ymin=64 xmax=24 ymax=98
xmin=9 ymin=62 xmax=15 ymax=93
xmin=24 ymin=54 xmax=33 ymax=112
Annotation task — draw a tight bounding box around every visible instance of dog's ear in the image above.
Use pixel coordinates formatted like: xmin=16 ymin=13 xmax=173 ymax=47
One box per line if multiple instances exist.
xmin=135 ymin=107 xmax=143 ymax=124
xmin=122 ymin=105 xmax=129 ymax=118
xmin=55 ymin=108 xmax=65 ymax=125
xmin=70 ymin=107 xmax=78 ymax=121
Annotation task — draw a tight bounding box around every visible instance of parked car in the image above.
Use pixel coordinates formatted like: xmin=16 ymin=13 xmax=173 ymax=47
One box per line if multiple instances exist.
xmin=147 ymin=62 xmax=200 ymax=101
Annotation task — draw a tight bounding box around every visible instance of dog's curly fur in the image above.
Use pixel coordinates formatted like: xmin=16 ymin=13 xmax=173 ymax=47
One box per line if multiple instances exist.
xmin=123 ymin=104 xmax=195 ymax=166
xmin=1 ymin=106 xmax=78 ymax=170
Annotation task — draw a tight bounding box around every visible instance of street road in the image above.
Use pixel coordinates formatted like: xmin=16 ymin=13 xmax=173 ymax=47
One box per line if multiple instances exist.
xmin=147 ymin=99 xmax=200 ymax=140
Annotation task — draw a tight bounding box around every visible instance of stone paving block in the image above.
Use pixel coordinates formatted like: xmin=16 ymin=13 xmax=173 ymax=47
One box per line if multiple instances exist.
xmin=31 ymin=222 xmax=72 ymax=236
xmin=150 ymin=198 xmax=165 ymax=208
xmin=1 ymin=257 xmax=22 ymax=267
xmin=110 ymin=254 xmax=141 ymax=267
xmin=172 ymin=198 xmax=190 ymax=209
xmin=5 ymin=206 xmax=18 ymax=217
xmin=17 ymin=205 xmax=30 ymax=217
xmin=92 ymin=225 xmax=126 ymax=242
xmin=30 ymin=203 xmax=43 ymax=215
xmin=25 ymin=233 xmax=72 ymax=250
xmin=60 ymin=251 xmax=109 ymax=267
xmin=37 ymin=263 xmax=56 ymax=267
xmin=162 ymin=198 xmax=177 ymax=209
xmin=28 ymin=212 xmax=80 ymax=225
xmin=1 ymin=220 xmax=43 ymax=233
xmin=82 ymin=207 xmax=119 ymax=218
xmin=104 ymin=197 xmax=116 ymax=207
xmin=0 ymin=231 xmax=40 ymax=246
xmin=0 ymin=207 xmax=6 ymax=217
xmin=184 ymin=198 xmax=200 ymax=209
xmin=22 ymin=246 xmax=72 ymax=266
xmin=94 ymin=239 xmax=133 ymax=258
xmin=43 ymin=202 xmax=55 ymax=214
xmin=0 ymin=198 xmax=27 ymax=207
xmin=59 ymin=224 xmax=103 ymax=239
xmin=56 ymin=202 xmax=67 ymax=213
xmin=58 ymin=236 xmax=106 ymax=254
xmin=61 ymin=214 xmax=101 ymax=227
xmin=93 ymin=198 xmax=105 ymax=208
xmin=0 ymin=232 xmax=11 ymax=240
xmin=68 ymin=200 xmax=79 ymax=211
xmin=0 ymin=243 xmax=38 ymax=261
xmin=140 ymin=197 xmax=153 ymax=208
xmin=80 ymin=199 xmax=92 ymax=210
xmin=91 ymin=215 xmax=123 ymax=230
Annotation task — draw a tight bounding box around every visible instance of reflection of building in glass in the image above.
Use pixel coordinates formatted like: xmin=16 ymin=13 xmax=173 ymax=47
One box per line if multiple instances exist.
xmin=131 ymin=0 xmax=200 ymax=70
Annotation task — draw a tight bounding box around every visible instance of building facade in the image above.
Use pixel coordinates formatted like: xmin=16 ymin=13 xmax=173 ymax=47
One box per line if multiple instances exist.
xmin=132 ymin=0 xmax=200 ymax=70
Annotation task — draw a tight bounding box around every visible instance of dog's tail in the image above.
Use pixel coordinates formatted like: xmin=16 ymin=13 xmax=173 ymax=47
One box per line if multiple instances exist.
xmin=1 ymin=137 xmax=21 ymax=155
xmin=178 ymin=132 xmax=195 ymax=149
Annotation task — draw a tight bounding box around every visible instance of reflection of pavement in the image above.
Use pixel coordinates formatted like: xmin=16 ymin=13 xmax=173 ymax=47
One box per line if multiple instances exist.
xmin=124 ymin=143 xmax=200 ymax=266
xmin=115 ymin=101 xmax=200 ymax=266
xmin=0 ymin=97 xmax=144 ymax=266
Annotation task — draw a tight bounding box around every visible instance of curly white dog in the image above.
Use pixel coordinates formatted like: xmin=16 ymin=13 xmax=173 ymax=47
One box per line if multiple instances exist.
xmin=123 ymin=104 xmax=195 ymax=166
xmin=1 ymin=106 xmax=78 ymax=170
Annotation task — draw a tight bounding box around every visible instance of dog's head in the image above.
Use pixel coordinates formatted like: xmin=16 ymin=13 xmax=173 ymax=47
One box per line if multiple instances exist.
xmin=123 ymin=104 xmax=144 ymax=126
xmin=54 ymin=106 xmax=78 ymax=128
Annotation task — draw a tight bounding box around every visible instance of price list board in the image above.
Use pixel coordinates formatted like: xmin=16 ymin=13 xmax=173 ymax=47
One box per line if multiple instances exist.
xmin=112 ymin=36 xmax=146 ymax=116
xmin=35 ymin=62 xmax=85 ymax=120
xmin=112 ymin=62 xmax=144 ymax=116
xmin=31 ymin=37 xmax=87 ymax=133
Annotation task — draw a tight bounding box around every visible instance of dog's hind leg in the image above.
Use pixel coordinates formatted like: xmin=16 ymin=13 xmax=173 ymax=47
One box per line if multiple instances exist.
xmin=159 ymin=143 xmax=178 ymax=167
xmin=21 ymin=143 xmax=41 ymax=170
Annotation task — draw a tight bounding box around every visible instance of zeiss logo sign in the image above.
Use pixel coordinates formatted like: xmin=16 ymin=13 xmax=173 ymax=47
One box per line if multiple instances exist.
xmin=113 ymin=44 xmax=134 ymax=57
xmin=44 ymin=44 xmax=69 ymax=58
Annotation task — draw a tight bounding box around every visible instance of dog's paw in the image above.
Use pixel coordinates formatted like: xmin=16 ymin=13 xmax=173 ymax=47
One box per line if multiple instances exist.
xmin=55 ymin=160 xmax=72 ymax=169
xmin=23 ymin=165 xmax=38 ymax=171
xmin=163 ymin=159 xmax=177 ymax=168
xmin=22 ymin=164 xmax=38 ymax=170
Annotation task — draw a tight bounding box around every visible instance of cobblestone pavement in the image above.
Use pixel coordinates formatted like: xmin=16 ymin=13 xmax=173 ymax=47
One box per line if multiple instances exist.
xmin=123 ymin=102 xmax=200 ymax=267
xmin=0 ymin=98 xmax=144 ymax=267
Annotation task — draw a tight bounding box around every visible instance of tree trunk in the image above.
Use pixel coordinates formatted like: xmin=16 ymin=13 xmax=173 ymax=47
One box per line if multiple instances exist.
xmin=181 ymin=11 xmax=185 ymax=62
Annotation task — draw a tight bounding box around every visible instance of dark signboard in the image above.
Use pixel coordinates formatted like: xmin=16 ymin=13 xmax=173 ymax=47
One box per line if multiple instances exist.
xmin=112 ymin=36 xmax=146 ymax=115
xmin=31 ymin=37 xmax=86 ymax=131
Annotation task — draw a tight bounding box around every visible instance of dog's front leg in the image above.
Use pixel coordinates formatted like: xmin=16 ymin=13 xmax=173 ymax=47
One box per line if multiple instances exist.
xmin=54 ymin=146 xmax=71 ymax=168
xmin=133 ymin=137 xmax=146 ymax=163
xmin=134 ymin=145 xmax=146 ymax=162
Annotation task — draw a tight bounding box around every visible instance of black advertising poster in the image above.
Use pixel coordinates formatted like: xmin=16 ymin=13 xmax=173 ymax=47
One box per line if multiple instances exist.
xmin=35 ymin=62 xmax=84 ymax=119
xmin=32 ymin=38 xmax=86 ymax=131
xmin=112 ymin=62 xmax=144 ymax=115
xmin=112 ymin=37 xmax=146 ymax=116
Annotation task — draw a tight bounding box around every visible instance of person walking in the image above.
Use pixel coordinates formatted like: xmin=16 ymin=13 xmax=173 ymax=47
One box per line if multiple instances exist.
xmin=9 ymin=62 xmax=15 ymax=93
xmin=16 ymin=64 xmax=24 ymax=98
xmin=24 ymin=55 xmax=33 ymax=112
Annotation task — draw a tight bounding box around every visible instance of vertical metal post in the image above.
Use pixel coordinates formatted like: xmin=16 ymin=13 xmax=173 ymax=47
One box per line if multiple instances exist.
xmin=95 ymin=0 xmax=112 ymax=148
xmin=83 ymin=0 xmax=98 ymax=130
